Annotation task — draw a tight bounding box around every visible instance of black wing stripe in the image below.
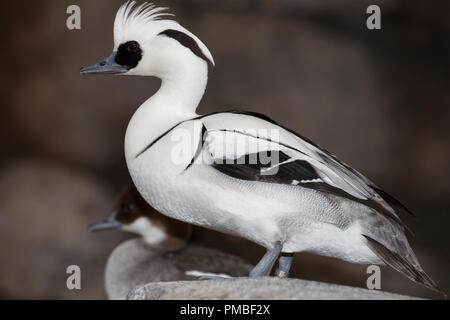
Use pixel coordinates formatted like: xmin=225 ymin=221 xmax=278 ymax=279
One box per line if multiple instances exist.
xmin=211 ymin=129 xmax=308 ymax=157
xmin=193 ymin=110 xmax=278 ymax=125
xmin=135 ymin=120 xmax=187 ymax=159
xmin=185 ymin=125 xmax=207 ymax=171
xmin=212 ymin=151 xmax=320 ymax=185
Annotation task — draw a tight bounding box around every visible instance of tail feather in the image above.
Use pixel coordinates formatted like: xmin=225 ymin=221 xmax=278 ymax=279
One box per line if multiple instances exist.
xmin=363 ymin=235 xmax=446 ymax=298
xmin=372 ymin=187 xmax=415 ymax=217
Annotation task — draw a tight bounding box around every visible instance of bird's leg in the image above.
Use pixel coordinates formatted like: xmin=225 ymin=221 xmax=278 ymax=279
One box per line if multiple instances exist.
xmin=249 ymin=242 xmax=283 ymax=277
xmin=275 ymin=253 xmax=294 ymax=278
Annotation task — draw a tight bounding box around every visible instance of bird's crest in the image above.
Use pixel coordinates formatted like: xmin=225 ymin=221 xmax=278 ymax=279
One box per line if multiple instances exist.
xmin=113 ymin=1 xmax=214 ymax=65
xmin=115 ymin=1 xmax=172 ymax=28
xmin=114 ymin=1 xmax=174 ymax=49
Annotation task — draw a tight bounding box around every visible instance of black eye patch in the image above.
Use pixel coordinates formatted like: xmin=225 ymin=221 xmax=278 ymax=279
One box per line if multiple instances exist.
xmin=115 ymin=40 xmax=143 ymax=69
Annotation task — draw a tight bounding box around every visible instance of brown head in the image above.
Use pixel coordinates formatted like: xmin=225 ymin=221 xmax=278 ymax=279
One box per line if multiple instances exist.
xmin=90 ymin=186 xmax=192 ymax=251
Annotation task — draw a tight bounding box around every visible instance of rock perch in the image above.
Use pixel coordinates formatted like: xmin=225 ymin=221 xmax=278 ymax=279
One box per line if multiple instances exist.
xmin=127 ymin=277 xmax=421 ymax=300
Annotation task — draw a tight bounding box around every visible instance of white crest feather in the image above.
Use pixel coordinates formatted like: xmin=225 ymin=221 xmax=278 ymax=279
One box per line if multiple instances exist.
xmin=114 ymin=1 xmax=174 ymax=49
xmin=115 ymin=1 xmax=172 ymax=28
xmin=113 ymin=1 xmax=214 ymax=65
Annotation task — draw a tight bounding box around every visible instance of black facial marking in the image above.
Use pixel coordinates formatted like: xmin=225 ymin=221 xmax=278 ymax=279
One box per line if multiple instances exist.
xmin=115 ymin=40 xmax=142 ymax=69
xmin=158 ymin=29 xmax=211 ymax=65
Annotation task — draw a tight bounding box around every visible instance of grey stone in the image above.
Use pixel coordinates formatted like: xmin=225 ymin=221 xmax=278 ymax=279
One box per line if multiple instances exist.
xmin=127 ymin=277 xmax=421 ymax=300
xmin=105 ymin=239 xmax=253 ymax=300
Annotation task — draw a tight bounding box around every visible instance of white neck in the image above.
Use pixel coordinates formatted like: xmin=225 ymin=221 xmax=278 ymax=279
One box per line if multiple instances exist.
xmin=122 ymin=217 xmax=167 ymax=247
xmin=125 ymin=59 xmax=208 ymax=158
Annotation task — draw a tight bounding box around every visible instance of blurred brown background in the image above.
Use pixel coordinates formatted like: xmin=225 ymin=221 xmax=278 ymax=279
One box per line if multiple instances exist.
xmin=0 ymin=0 xmax=449 ymax=299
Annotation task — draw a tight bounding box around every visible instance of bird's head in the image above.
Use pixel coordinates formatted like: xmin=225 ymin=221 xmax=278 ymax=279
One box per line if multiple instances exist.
xmin=90 ymin=186 xmax=192 ymax=250
xmin=80 ymin=1 xmax=214 ymax=78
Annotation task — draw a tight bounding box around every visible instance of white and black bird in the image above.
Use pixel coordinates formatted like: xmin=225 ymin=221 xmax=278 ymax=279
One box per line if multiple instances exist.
xmin=90 ymin=186 xmax=252 ymax=299
xmin=81 ymin=1 xmax=444 ymax=295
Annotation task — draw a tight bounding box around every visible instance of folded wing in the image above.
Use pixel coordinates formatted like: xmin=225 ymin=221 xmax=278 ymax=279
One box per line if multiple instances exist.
xmin=195 ymin=111 xmax=411 ymax=230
